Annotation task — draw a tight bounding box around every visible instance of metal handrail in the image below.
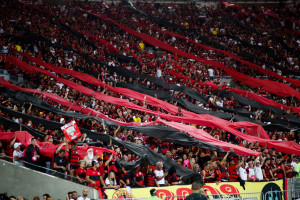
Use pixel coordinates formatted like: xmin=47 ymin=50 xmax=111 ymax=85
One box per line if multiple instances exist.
xmin=163 ymin=192 xmax=264 ymax=200
xmin=0 ymin=155 xmax=89 ymax=184
xmin=264 ymin=190 xmax=300 ymax=200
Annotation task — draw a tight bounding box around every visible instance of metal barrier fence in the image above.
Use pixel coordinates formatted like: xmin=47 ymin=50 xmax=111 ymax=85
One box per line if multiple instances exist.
xmin=0 ymin=155 xmax=89 ymax=184
xmin=163 ymin=192 xmax=263 ymax=200
xmin=99 ymin=197 xmax=148 ymax=200
xmin=265 ymin=190 xmax=300 ymax=200
xmin=206 ymin=192 xmax=263 ymax=200
xmin=163 ymin=191 xmax=300 ymax=200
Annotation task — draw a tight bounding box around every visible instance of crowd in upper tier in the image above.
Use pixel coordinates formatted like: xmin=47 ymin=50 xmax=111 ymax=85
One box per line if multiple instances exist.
xmin=0 ymin=0 xmax=300 ymax=193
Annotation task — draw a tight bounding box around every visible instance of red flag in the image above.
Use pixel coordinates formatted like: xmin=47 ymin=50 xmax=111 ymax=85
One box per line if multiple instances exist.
xmin=222 ymin=1 xmax=242 ymax=12
xmin=61 ymin=121 xmax=82 ymax=142
xmin=261 ymin=8 xmax=279 ymax=19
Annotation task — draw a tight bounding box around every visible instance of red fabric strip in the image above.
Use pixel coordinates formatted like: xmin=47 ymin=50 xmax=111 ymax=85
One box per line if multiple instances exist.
xmin=0 ymin=131 xmax=116 ymax=158
xmin=85 ymin=10 xmax=300 ymax=99
xmin=156 ymin=118 xmax=300 ymax=156
xmin=1 ymin=54 xmax=273 ymax=154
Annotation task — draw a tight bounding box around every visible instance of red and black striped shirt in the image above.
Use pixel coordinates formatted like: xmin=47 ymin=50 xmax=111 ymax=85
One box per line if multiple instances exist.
xmin=146 ymin=173 xmax=156 ymax=186
xmin=285 ymin=165 xmax=294 ymax=178
xmin=229 ymin=165 xmax=239 ymax=181
xmin=69 ymin=150 xmax=80 ymax=167
xmin=262 ymin=165 xmax=272 ymax=179
xmin=276 ymin=164 xmax=284 ymax=179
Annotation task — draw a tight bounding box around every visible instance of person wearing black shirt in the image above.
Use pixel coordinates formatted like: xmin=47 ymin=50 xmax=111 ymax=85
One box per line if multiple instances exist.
xmin=25 ymin=138 xmax=41 ymax=171
xmin=185 ymin=181 xmax=208 ymax=200
xmin=54 ymin=149 xmax=67 ymax=178
xmin=120 ymin=167 xmax=132 ymax=187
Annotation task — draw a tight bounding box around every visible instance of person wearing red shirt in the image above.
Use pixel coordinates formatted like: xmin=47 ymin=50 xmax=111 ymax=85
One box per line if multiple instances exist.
xmin=76 ymin=160 xmax=87 ymax=184
xmin=146 ymin=165 xmax=158 ymax=187
xmin=262 ymin=158 xmax=275 ymax=181
xmin=285 ymin=159 xmax=295 ymax=178
xmin=229 ymin=156 xmax=244 ymax=181
xmin=120 ymin=167 xmax=131 ymax=187
xmin=69 ymin=144 xmax=80 ymax=182
xmin=86 ymin=160 xmax=105 ymax=188
xmin=202 ymin=162 xmax=215 ymax=183
xmin=97 ymin=159 xmax=106 ymax=179
xmin=219 ymin=152 xmax=230 ymax=182
xmin=98 ymin=155 xmax=114 ymax=179
xmin=133 ymin=165 xmax=145 ymax=187
xmin=273 ymin=159 xmax=286 ymax=179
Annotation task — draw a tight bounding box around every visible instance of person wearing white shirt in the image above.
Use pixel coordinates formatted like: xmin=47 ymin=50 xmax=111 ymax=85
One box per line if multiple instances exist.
xmin=239 ymin=164 xmax=247 ymax=181
xmin=247 ymin=161 xmax=256 ymax=181
xmin=215 ymin=97 xmax=224 ymax=107
xmin=13 ymin=143 xmax=24 ymax=166
xmin=154 ymin=162 xmax=167 ymax=186
xmin=77 ymin=189 xmax=90 ymax=200
xmin=105 ymin=171 xmax=120 ymax=189
xmin=291 ymin=155 xmax=298 ymax=169
xmin=156 ymin=68 xmax=162 ymax=78
xmin=208 ymin=67 xmax=214 ymax=78
xmin=254 ymin=156 xmax=264 ymax=181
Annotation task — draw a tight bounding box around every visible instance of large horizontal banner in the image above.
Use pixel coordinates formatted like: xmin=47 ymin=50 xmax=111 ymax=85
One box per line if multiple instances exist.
xmin=106 ymin=180 xmax=283 ymax=199
xmin=86 ymin=9 xmax=300 ymax=99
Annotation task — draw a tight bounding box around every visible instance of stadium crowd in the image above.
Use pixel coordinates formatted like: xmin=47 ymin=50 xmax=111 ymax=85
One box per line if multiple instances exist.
xmin=0 ymin=0 xmax=300 ymax=196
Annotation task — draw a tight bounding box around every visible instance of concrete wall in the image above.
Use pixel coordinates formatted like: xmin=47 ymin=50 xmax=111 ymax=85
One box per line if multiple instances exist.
xmin=0 ymin=159 xmax=99 ymax=200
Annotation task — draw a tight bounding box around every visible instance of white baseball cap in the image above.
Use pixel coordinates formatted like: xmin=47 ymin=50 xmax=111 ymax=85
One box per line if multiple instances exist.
xmin=14 ymin=142 xmax=22 ymax=149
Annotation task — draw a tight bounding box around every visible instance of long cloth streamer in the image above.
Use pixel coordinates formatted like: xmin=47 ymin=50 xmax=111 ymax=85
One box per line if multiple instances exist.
xmin=1 ymin=53 xmax=271 ymax=141
xmin=85 ymin=9 xmax=300 ymax=99
xmin=0 ymin=77 xmax=260 ymax=156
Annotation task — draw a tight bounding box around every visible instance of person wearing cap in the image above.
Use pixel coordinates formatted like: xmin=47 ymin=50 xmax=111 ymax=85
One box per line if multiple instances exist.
xmin=13 ymin=142 xmax=24 ymax=166
xmin=86 ymin=160 xmax=105 ymax=188
xmin=47 ymin=135 xmax=54 ymax=144
xmin=134 ymin=137 xmax=143 ymax=145
xmin=147 ymin=189 xmax=161 ymax=200
xmin=85 ymin=160 xmax=106 ymax=199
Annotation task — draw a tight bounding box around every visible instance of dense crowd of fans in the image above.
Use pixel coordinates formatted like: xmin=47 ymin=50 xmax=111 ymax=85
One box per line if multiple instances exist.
xmin=0 ymin=0 xmax=300 ymax=196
